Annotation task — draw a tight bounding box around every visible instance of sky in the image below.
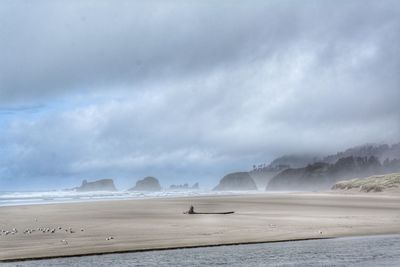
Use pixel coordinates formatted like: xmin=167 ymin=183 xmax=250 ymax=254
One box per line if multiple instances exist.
xmin=0 ymin=0 xmax=399 ymax=190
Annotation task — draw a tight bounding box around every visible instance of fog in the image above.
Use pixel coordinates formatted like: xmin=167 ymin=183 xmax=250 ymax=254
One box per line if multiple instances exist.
xmin=0 ymin=0 xmax=399 ymax=190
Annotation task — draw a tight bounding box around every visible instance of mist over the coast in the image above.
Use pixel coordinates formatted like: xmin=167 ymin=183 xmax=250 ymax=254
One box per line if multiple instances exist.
xmin=1 ymin=0 xmax=400 ymax=190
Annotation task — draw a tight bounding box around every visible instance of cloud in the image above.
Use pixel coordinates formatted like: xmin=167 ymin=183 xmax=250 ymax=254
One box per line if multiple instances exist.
xmin=1 ymin=0 xmax=397 ymax=104
xmin=0 ymin=0 xmax=399 ymax=189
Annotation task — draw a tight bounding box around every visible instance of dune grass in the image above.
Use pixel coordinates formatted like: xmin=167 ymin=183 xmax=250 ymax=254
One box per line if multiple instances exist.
xmin=332 ymin=173 xmax=400 ymax=192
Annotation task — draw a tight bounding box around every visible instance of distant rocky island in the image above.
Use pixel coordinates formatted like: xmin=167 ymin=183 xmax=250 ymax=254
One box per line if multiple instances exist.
xmin=130 ymin=176 xmax=162 ymax=191
xmin=169 ymin=183 xmax=199 ymax=190
xmin=332 ymin=173 xmax=400 ymax=193
xmin=213 ymin=172 xmax=257 ymax=191
xmin=74 ymin=179 xmax=117 ymax=192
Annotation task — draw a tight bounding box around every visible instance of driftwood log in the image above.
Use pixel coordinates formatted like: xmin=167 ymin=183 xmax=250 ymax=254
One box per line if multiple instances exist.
xmin=184 ymin=205 xmax=234 ymax=215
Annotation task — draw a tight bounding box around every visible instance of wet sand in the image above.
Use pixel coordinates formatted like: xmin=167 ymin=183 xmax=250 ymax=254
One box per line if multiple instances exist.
xmin=1 ymin=192 xmax=400 ymax=262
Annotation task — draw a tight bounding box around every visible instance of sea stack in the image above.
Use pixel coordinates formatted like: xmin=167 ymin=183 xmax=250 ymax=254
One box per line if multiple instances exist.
xmin=130 ymin=176 xmax=162 ymax=191
xmin=169 ymin=182 xmax=200 ymax=190
xmin=213 ymin=172 xmax=257 ymax=191
xmin=76 ymin=179 xmax=117 ymax=192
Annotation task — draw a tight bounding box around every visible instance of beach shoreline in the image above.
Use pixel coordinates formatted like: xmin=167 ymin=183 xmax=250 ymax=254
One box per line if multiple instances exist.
xmin=1 ymin=236 xmax=335 ymax=263
xmin=1 ymin=192 xmax=399 ymax=262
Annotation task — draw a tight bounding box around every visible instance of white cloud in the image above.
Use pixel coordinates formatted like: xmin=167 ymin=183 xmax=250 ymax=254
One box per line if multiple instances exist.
xmin=0 ymin=0 xmax=399 ymax=189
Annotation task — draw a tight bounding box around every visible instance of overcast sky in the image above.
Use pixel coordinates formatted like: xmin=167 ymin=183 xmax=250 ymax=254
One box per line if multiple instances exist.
xmin=0 ymin=0 xmax=399 ymax=190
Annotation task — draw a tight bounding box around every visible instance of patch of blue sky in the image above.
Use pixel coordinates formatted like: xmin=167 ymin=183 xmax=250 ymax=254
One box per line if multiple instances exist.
xmin=0 ymin=90 xmax=110 ymax=128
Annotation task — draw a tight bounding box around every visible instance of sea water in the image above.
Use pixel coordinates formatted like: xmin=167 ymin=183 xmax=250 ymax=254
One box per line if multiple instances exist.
xmin=2 ymin=235 xmax=400 ymax=266
xmin=0 ymin=190 xmax=268 ymax=207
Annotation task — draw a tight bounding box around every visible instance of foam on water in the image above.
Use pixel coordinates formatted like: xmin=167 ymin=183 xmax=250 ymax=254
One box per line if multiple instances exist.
xmin=0 ymin=190 xmax=267 ymax=207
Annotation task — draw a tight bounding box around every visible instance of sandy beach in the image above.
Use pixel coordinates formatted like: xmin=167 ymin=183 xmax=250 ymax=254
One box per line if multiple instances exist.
xmin=1 ymin=192 xmax=400 ymax=262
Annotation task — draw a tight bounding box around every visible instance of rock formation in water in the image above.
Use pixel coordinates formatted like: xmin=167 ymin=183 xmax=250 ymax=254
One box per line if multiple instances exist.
xmin=169 ymin=182 xmax=199 ymax=190
xmin=130 ymin=176 xmax=162 ymax=191
xmin=75 ymin=179 xmax=117 ymax=192
xmin=213 ymin=172 xmax=257 ymax=191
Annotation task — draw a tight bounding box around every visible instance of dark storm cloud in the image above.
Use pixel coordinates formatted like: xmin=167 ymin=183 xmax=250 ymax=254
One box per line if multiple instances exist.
xmin=0 ymin=0 xmax=399 ymax=189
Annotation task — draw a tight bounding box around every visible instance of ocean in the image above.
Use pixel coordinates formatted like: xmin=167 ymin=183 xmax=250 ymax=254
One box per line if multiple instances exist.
xmin=0 ymin=190 xmax=266 ymax=207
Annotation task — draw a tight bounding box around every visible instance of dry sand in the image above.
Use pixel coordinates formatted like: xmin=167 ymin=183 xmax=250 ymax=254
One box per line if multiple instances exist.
xmin=1 ymin=192 xmax=400 ymax=262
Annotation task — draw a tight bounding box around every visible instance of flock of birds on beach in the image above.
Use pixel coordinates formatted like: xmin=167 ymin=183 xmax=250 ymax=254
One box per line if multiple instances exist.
xmin=1 ymin=219 xmax=324 ymax=249
xmin=0 ymin=218 xmax=115 ymax=245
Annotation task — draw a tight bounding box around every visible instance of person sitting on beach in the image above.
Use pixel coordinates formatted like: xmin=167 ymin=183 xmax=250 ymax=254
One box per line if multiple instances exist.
xmin=188 ymin=205 xmax=194 ymax=214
